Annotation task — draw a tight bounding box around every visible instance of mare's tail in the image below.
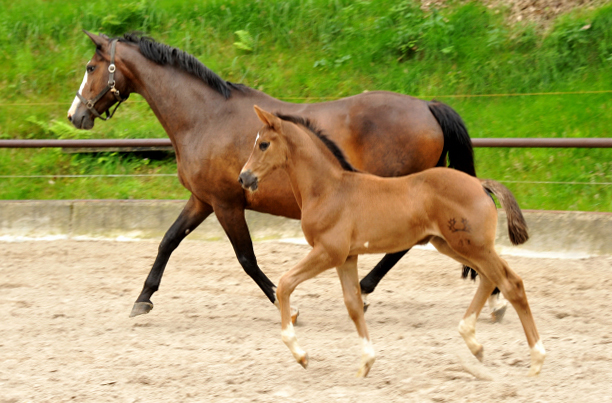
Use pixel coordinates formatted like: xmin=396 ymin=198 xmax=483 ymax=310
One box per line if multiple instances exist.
xmin=427 ymin=101 xmax=476 ymax=177
xmin=480 ymin=179 xmax=529 ymax=245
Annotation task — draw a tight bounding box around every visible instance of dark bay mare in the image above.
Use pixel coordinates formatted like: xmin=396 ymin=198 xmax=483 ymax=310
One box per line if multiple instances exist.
xmin=239 ymin=106 xmax=544 ymax=377
xmin=67 ymin=31 xmax=482 ymax=319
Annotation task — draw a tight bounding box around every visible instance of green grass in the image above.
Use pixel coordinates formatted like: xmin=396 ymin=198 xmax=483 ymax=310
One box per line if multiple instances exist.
xmin=0 ymin=0 xmax=611 ymax=211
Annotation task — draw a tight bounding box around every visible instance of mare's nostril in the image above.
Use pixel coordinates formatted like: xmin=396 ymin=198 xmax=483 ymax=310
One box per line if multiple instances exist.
xmin=238 ymin=176 xmax=244 ymax=185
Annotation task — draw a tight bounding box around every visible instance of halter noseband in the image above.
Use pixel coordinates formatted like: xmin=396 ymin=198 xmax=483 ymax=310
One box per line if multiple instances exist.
xmin=76 ymin=39 xmax=128 ymax=121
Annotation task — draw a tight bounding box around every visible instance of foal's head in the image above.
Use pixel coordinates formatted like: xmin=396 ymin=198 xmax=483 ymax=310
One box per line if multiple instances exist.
xmin=239 ymin=106 xmax=290 ymax=192
xmin=67 ymin=31 xmax=131 ymax=130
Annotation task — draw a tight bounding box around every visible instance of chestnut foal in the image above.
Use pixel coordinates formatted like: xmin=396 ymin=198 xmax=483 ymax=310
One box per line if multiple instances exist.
xmin=239 ymin=106 xmax=545 ymax=377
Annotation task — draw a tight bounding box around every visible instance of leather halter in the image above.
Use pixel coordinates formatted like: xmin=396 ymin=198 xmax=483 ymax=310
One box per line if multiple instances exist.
xmin=76 ymin=39 xmax=127 ymax=120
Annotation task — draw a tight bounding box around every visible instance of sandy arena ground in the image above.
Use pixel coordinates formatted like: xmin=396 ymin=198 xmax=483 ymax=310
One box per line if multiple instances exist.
xmin=1 ymin=239 xmax=611 ymax=402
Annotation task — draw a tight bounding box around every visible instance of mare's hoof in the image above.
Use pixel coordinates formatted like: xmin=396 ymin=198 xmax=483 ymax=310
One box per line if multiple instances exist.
xmin=297 ymin=353 xmax=309 ymax=369
xmin=363 ymin=301 xmax=370 ymax=313
xmin=491 ymin=305 xmax=508 ymax=323
xmin=130 ymin=301 xmax=154 ymax=317
xmin=291 ymin=307 xmax=300 ymax=325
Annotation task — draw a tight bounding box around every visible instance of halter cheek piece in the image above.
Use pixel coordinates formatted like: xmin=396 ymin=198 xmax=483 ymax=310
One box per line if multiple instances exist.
xmin=76 ymin=39 xmax=128 ymax=121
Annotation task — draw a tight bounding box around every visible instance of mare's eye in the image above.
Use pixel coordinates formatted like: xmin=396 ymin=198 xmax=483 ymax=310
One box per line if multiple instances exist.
xmin=259 ymin=141 xmax=270 ymax=151
xmin=86 ymin=65 xmax=96 ymax=73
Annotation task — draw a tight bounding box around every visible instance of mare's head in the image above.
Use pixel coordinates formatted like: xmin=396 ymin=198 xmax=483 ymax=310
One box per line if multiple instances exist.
xmin=239 ymin=106 xmax=290 ymax=192
xmin=67 ymin=31 xmax=131 ymax=129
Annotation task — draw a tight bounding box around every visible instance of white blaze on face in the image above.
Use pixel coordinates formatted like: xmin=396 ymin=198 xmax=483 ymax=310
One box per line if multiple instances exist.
xmin=67 ymin=66 xmax=89 ymax=119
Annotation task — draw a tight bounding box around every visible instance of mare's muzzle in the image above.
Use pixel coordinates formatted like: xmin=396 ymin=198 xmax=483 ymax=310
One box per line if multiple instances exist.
xmin=239 ymin=170 xmax=259 ymax=191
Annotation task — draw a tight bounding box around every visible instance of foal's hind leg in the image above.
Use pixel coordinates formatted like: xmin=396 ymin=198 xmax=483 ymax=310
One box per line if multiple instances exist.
xmin=430 ymin=237 xmax=494 ymax=361
xmin=483 ymin=257 xmax=545 ymax=376
xmin=337 ymin=256 xmax=375 ymax=377
xmin=131 ymin=196 xmax=213 ymax=317
xmin=459 ymin=274 xmax=496 ymax=361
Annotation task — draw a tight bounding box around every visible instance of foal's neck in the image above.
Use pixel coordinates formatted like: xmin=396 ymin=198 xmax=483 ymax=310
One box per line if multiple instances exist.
xmin=283 ymin=126 xmax=346 ymax=206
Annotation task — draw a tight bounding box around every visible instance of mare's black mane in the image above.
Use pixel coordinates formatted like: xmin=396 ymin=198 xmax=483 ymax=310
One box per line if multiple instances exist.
xmin=275 ymin=113 xmax=359 ymax=173
xmin=117 ymin=33 xmax=247 ymax=99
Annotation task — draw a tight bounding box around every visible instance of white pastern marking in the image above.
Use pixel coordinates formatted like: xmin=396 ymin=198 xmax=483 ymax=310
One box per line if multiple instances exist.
xmin=362 ymin=338 xmax=375 ymax=360
xmin=68 ymin=68 xmax=89 ymax=118
xmin=531 ymin=340 xmax=546 ymax=361
xmin=357 ymin=337 xmax=376 ymax=377
xmin=281 ymin=323 xmax=306 ymax=361
xmin=529 ymin=339 xmax=546 ymax=376
xmin=458 ymin=313 xmax=482 ymax=356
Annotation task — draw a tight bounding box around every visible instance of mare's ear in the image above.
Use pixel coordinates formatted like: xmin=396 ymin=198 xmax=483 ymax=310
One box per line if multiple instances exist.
xmin=254 ymin=105 xmax=282 ymax=131
xmin=83 ymin=30 xmax=109 ymax=49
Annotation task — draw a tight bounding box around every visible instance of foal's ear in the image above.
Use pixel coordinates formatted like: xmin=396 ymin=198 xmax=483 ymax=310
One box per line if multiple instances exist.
xmin=83 ymin=30 xmax=109 ymax=49
xmin=254 ymin=105 xmax=282 ymax=131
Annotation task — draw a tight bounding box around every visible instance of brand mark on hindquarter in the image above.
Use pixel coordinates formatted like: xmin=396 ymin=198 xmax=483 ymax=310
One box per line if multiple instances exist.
xmin=448 ymin=217 xmax=471 ymax=233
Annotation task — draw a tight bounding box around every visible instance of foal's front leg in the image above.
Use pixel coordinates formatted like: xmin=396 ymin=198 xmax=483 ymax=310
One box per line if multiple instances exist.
xmin=277 ymin=246 xmax=336 ymax=369
xmin=337 ymin=255 xmax=375 ymax=377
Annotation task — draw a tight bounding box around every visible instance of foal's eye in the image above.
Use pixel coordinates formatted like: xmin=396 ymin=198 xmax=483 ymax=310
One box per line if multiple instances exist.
xmin=259 ymin=141 xmax=270 ymax=151
xmin=86 ymin=65 xmax=96 ymax=74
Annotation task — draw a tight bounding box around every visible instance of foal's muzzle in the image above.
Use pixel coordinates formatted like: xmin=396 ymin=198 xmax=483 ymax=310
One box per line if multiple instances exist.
xmin=239 ymin=170 xmax=259 ymax=192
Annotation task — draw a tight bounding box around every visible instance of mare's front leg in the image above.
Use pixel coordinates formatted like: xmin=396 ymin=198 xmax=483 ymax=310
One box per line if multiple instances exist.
xmin=131 ymin=196 xmax=213 ymax=317
xmin=214 ymin=205 xmax=277 ymax=305
xmin=277 ymin=246 xmax=338 ymax=369
xmin=359 ymin=249 xmax=409 ymax=310
xmin=337 ymin=255 xmax=375 ymax=377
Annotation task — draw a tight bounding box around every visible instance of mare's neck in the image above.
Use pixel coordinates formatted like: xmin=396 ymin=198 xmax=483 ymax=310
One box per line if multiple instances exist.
xmin=120 ymin=45 xmax=229 ymax=146
xmin=283 ymin=128 xmax=345 ymax=209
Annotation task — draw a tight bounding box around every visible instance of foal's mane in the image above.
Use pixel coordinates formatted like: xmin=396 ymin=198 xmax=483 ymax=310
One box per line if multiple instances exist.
xmin=116 ymin=33 xmax=247 ymax=99
xmin=275 ymin=113 xmax=359 ymax=172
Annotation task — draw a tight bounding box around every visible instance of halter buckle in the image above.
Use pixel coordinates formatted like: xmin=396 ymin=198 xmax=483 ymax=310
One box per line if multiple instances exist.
xmin=108 ymin=64 xmax=116 ymax=73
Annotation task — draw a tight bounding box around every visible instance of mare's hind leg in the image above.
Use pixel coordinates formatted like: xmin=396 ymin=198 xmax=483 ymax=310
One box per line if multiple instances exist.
xmin=337 ymin=256 xmax=375 ymax=377
xmin=131 ymin=195 xmax=213 ymax=317
xmin=359 ymin=249 xmax=408 ymax=312
xmin=483 ymin=256 xmax=546 ymax=376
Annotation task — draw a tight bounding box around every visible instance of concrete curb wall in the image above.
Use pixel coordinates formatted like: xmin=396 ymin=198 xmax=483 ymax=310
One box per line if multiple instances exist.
xmin=0 ymin=200 xmax=610 ymax=256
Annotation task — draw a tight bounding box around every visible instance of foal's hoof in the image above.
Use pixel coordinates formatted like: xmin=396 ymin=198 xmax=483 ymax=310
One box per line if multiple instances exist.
xmin=356 ymin=357 xmax=375 ymax=378
xmin=291 ymin=307 xmax=300 ymax=325
xmin=474 ymin=345 xmax=484 ymax=362
xmin=491 ymin=304 xmax=508 ymax=323
xmin=297 ymin=352 xmax=309 ymax=369
xmin=130 ymin=301 xmax=154 ymax=317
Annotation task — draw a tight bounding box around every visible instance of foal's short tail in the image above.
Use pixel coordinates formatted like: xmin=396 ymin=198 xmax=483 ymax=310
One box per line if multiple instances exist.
xmin=481 ymin=179 xmax=529 ymax=245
